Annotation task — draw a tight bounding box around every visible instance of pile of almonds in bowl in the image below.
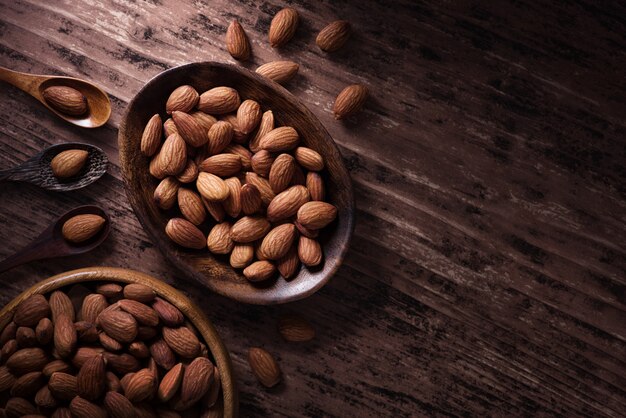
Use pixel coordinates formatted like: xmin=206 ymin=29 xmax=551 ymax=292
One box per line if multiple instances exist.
xmin=141 ymin=84 xmax=338 ymax=283
xmin=0 ymin=282 xmax=222 ymax=417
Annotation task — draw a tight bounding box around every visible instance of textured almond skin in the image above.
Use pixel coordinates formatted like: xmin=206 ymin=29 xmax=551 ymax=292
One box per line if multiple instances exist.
xmin=248 ymin=347 xmax=281 ymax=387
xmin=154 ymin=177 xmax=180 ymax=209
xmin=123 ymin=284 xmax=156 ymax=303
xmin=269 ymin=8 xmax=299 ymax=47
xmin=206 ymin=120 xmax=234 ymax=154
xmin=157 ymin=133 xmax=187 ymax=176
xmin=51 ymin=149 xmax=89 ymax=178
xmin=10 ymin=370 xmax=44 ymax=397
xmin=202 ymin=198 xmax=226 ymax=222
xmin=35 ymin=384 xmax=57 ymax=409
xmin=191 ymin=111 xmax=217 ymax=132
xmin=95 ymin=283 xmax=123 ymax=298
xmin=230 ymin=244 xmax=254 ymax=269
xmin=249 ymin=110 xmax=274 ymax=152
xmin=104 ymin=391 xmax=135 ymax=418
xmin=53 ymin=314 xmax=77 ymax=359
xmin=236 ymin=99 xmax=261 ymax=134
xmin=118 ymin=299 xmax=159 ymax=326
xmin=49 ymin=372 xmax=78 ymax=400
xmin=278 ymin=314 xmax=315 ymax=342
xmin=256 ymin=61 xmax=299 ymax=84
xmin=178 ymin=188 xmax=206 ymax=225
xmin=149 ymin=338 xmax=176 ymax=370
xmin=158 ymin=363 xmax=184 ymax=402
xmin=70 ymin=395 xmax=107 ymax=418
xmin=165 ymin=218 xmax=206 ymax=249
xmin=151 ymin=297 xmax=184 ymax=327
xmin=260 ymin=224 xmax=297 ymax=260
xmin=198 ymin=153 xmax=242 ymax=177
xmin=0 ymin=365 xmax=16 ymax=392
xmin=251 ymin=150 xmax=275 ymax=178
xmin=35 ymin=318 xmax=53 ymax=345
xmin=166 ymin=85 xmax=199 ymax=114
xmin=97 ymin=310 xmax=137 ymax=343
xmin=72 ymin=347 xmax=104 ymax=369
xmin=294 ymin=219 xmax=319 ymax=238
xmin=316 ymin=20 xmax=351 ymax=52
xmin=207 ymin=222 xmax=234 ymax=254
xmin=162 ymin=327 xmax=200 ymax=358
xmin=333 ymin=84 xmax=368 ymax=120
xmin=42 ymin=86 xmax=88 ymax=116
xmin=243 ymin=260 xmax=276 ymax=282
xmin=223 ymin=177 xmax=242 ymax=218
xmin=244 ymin=172 xmax=275 ymax=205
xmin=15 ymin=326 xmax=36 ymax=347
xmin=269 ymin=153 xmax=296 ymax=193
xmin=81 ymin=293 xmax=108 ymax=324
xmin=61 ymin=214 xmax=106 ymax=244
xmin=230 ymin=216 xmax=271 ymax=243
xmin=163 ymin=118 xmax=178 ymax=136
xmin=0 ymin=321 xmax=17 ymax=346
xmin=196 ymin=172 xmax=230 ymax=202
xmin=295 ymin=147 xmax=324 ymax=171
xmin=140 ymin=114 xmax=162 ymax=156
xmin=226 ymin=19 xmax=251 ymax=60
xmin=224 ymin=143 xmax=252 ymax=170
xmin=259 ymin=126 xmax=299 ymax=152
xmin=125 ymin=368 xmax=157 ymax=402
xmin=198 ymin=87 xmax=240 ymax=114
xmin=176 ymin=159 xmax=199 ymax=183
xmin=277 ymin=245 xmax=300 ymax=278
xmin=13 ymin=295 xmax=50 ymax=327
xmin=179 ymin=357 xmax=214 ymax=408
xmin=77 ymin=354 xmax=106 ymax=400
xmin=172 ymin=111 xmax=207 ymax=147
xmin=99 ymin=332 xmax=122 ymax=351
xmin=306 ymin=172 xmax=325 ymax=201
xmin=43 ymin=360 xmax=71 ymax=378
xmin=298 ymin=236 xmax=323 ymax=266
xmin=266 ymin=185 xmax=310 ymax=222
xmin=240 ymin=183 xmax=262 ymax=215
xmin=5 ymin=397 xmax=38 ymax=416
xmin=219 ymin=113 xmax=247 ymax=143
xmin=48 ymin=291 xmax=74 ymax=323
xmin=297 ymin=201 xmax=338 ymax=229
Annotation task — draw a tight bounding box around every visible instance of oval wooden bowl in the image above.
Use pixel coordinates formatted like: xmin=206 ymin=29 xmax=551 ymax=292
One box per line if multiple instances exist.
xmin=118 ymin=62 xmax=355 ymax=305
xmin=0 ymin=266 xmax=238 ymax=418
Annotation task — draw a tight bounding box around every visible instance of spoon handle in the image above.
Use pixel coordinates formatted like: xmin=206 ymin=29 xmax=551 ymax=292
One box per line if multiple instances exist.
xmin=0 ymin=66 xmax=41 ymax=95
xmin=0 ymin=238 xmax=58 ymax=273
xmin=0 ymin=168 xmax=15 ymax=182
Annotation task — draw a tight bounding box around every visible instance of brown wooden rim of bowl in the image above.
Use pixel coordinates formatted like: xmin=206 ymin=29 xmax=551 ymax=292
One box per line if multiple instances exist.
xmin=0 ymin=266 xmax=238 ymax=418
xmin=118 ymin=61 xmax=355 ymax=305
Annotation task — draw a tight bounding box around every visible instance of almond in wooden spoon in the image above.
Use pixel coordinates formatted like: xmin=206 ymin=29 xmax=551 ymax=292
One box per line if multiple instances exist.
xmin=42 ymin=86 xmax=88 ymax=116
xmin=61 ymin=214 xmax=106 ymax=244
xmin=51 ymin=149 xmax=89 ymax=179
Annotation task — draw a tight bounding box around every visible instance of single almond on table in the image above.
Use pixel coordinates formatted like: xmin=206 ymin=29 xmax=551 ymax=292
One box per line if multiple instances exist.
xmin=316 ymin=20 xmax=351 ymax=52
xmin=165 ymin=218 xmax=206 ymax=249
xmin=236 ymin=99 xmax=261 ymax=134
xmin=248 ymin=347 xmax=281 ymax=387
xmin=259 ymin=126 xmax=299 ymax=152
xmin=240 ymin=183 xmax=262 ymax=215
xmin=198 ymin=86 xmax=240 ymax=114
xmin=298 ymin=235 xmax=323 ymax=266
xmin=269 ymin=153 xmax=296 ymax=193
xmin=266 ymin=185 xmax=310 ymax=222
xmin=230 ymin=215 xmax=271 ymax=243
xmin=230 ymin=244 xmax=254 ymax=269
xmin=42 ymin=86 xmax=88 ymax=116
xmin=61 ymin=214 xmax=106 ymax=244
xmin=198 ymin=153 xmax=242 ymax=177
xmin=123 ymin=284 xmax=156 ymax=303
xmin=166 ymin=85 xmax=199 ymax=114
xmin=158 ymin=362 xmax=184 ymax=402
xmin=251 ymin=150 xmax=275 ymax=178
xmin=295 ymin=147 xmax=324 ymax=171
xmin=154 ymin=177 xmax=180 ymax=210
xmin=269 ymin=8 xmax=299 ymax=48
xmin=226 ymin=19 xmax=251 ymax=61
xmin=103 ymin=391 xmax=135 ymax=418
xmin=176 ymin=158 xmax=199 ymax=183
xmin=260 ymin=223 xmax=297 ymax=260
xmin=97 ymin=309 xmax=137 ymax=343
xmin=256 ymin=61 xmax=299 ymax=84
xmin=51 ymin=149 xmax=89 ymax=179
xmin=243 ymin=260 xmax=276 ymax=282
xmin=140 ymin=114 xmax=162 ymax=156
xmin=13 ymin=294 xmax=50 ymax=327
xmin=306 ymin=172 xmax=325 ymax=201
xmin=278 ymin=314 xmax=315 ymax=342
xmin=277 ymin=245 xmax=300 ymax=279
xmin=333 ymin=84 xmax=368 ymax=120
xmin=77 ymin=354 xmax=105 ymax=400
xmin=207 ymin=222 xmax=234 ymax=255
xmin=207 ymin=120 xmax=234 ymax=154
xmin=179 ymin=357 xmax=214 ymax=407
xmin=245 ymin=172 xmax=276 ymax=205
xmin=172 ymin=110 xmax=208 ymax=147
xmin=162 ymin=326 xmax=200 ymax=358
xmin=177 ymin=188 xmax=206 ymax=226
xmin=223 ymin=177 xmax=242 ymax=218
xmin=297 ymin=201 xmax=338 ymax=229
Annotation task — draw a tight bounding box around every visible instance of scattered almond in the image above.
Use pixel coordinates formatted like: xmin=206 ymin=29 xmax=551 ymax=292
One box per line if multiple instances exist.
xmin=278 ymin=314 xmax=315 ymax=342
xmin=256 ymin=61 xmax=299 ymax=84
xmin=333 ymin=84 xmax=368 ymax=120
xmin=269 ymin=8 xmax=299 ymax=48
xmin=226 ymin=19 xmax=251 ymax=61
xmin=248 ymin=347 xmax=281 ymax=387
xmin=316 ymin=20 xmax=351 ymax=52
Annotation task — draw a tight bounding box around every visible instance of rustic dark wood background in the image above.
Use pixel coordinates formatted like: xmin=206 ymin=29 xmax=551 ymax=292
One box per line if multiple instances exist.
xmin=1 ymin=0 xmax=625 ymax=416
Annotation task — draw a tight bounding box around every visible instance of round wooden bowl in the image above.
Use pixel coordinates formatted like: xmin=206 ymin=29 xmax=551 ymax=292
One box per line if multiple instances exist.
xmin=118 ymin=62 xmax=355 ymax=305
xmin=0 ymin=266 xmax=238 ymax=417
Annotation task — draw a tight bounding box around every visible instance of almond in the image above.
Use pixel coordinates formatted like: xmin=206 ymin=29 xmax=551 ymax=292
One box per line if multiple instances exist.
xmin=176 ymin=159 xmax=199 ymax=183
xmin=149 ymin=154 xmax=166 ymax=179
xmin=0 ymin=366 xmax=16 ymax=392
xmin=278 ymin=314 xmax=315 ymax=342
xmin=277 ymin=245 xmax=300 ymax=279
xmin=118 ymin=299 xmax=159 ymax=326
xmin=61 ymin=214 xmax=106 ymax=244
xmin=229 ymin=244 xmax=254 ymax=269
xmin=158 ymin=363 xmax=184 ymax=402
xmin=104 ymin=353 xmax=140 ymax=375
xmin=43 ymin=360 xmax=71 ymax=377
xmin=166 ymin=85 xmax=199 ymax=114
xmin=172 ymin=111 xmax=207 ymax=147
xmin=206 ymin=222 xmax=234 ymax=255
xmin=124 ymin=284 xmax=156 ymax=303
xmin=294 ymin=219 xmax=319 ymax=238
xmin=154 ymin=177 xmax=180 ymax=210
xmin=255 ymin=61 xmax=299 ymax=84
xmin=48 ymin=372 xmax=78 ymax=400
xmin=51 ymin=149 xmax=89 ymax=179
xmin=150 ymin=339 xmax=176 ymax=370
xmin=259 ymin=126 xmax=299 ymax=152
xmin=140 ymin=114 xmax=163 ymax=156
xmin=316 ymin=20 xmax=351 ymax=52
xmin=13 ymin=295 xmax=50 ymax=327
xmin=35 ymin=318 xmax=53 ymax=345
xmin=74 ymin=321 xmax=98 ymax=343
xmin=269 ymin=8 xmax=299 ymax=47
xmin=223 ymin=177 xmax=242 ymax=218
xmin=53 ymin=314 xmax=77 ymax=359
xmin=298 ymin=236 xmax=323 ymax=266
xmin=226 ymin=19 xmax=251 ymax=61
xmin=77 ymin=353 xmax=106 ymax=400
xmin=15 ymin=326 xmax=36 ymax=347
xmin=104 ymin=391 xmax=135 ymax=418
xmin=95 ymin=283 xmax=123 ymax=298
xmin=162 ymin=327 xmax=200 ymax=358
xmin=5 ymin=397 xmax=37 ymax=416
xmin=269 ymin=153 xmax=296 ymax=193
xmin=126 ymin=368 xmax=157 ymax=402
xmin=152 ymin=297 xmax=184 ymax=327
xmin=179 ymin=357 xmax=214 ymax=407
xmin=157 ymin=133 xmax=187 ymax=176
xmin=297 ymin=201 xmax=338 ymax=229
xmin=236 ymin=99 xmax=261 ymax=134
xmin=295 ymin=147 xmax=324 ymax=171
xmin=72 ymin=347 xmax=104 ymax=369
xmin=97 ymin=309 xmax=137 ymax=343
xmin=248 ymin=347 xmax=281 ymax=387
xmin=244 ymin=172 xmax=275 ymax=205
xmin=197 ymin=172 xmax=230 ymax=201
xmin=251 ymin=150 xmax=275 ymax=178
xmin=198 ymin=87 xmax=240 ymax=115
xmin=230 ymin=216 xmax=271 ymax=243
xmin=204 ymin=366 xmax=221 ymax=408
xmin=10 ymin=370 xmax=44 ymax=397
xmin=191 ymin=110 xmax=217 ymax=131
xmin=240 ymin=183 xmax=262 ymax=215
xmin=224 ymin=143 xmax=252 ymax=170
xmin=35 ymin=384 xmax=57 ymax=409
xmin=333 ymin=84 xmax=368 ymax=120
xmin=81 ymin=294 xmax=108 ymax=324
xmin=128 ymin=341 xmax=150 ymax=359
xmin=249 ymin=110 xmax=274 ymax=152
xmin=0 ymin=321 xmax=16 ymax=346
xmin=42 ymin=86 xmax=88 ymax=116
xmin=163 ymin=118 xmax=178 ymax=136
xmin=202 ymin=198 xmax=226 ymax=222
xmin=206 ymin=120 xmax=234 ymax=155
xmin=99 ymin=332 xmax=122 ymax=351
xmin=165 ymin=218 xmax=206 ymax=250
xmin=221 ymin=113 xmax=248 ymax=144
xmin=266 ymin=185 xmax=310 ymax=222
xmin=260 ymin=224 xmax=297 ymax=260
xmin=106 ymin=371 xmax=121 ymax=392
xmin=243 ymin=261 xmax=276 ymax=282
xmin=70 ymin=396 xmax=107 ymax=418
xmin=1 ymin=338 xmax=18 ymax=361
xmin=136 ymin=326 xmax=158 ymax=341
xmin=177 ymin=188 xmax=206 ymax=226
xmin=198 ymin=153 xmax=242 ymax=177
xmin=306 ymin=172 xmax=325 ymax=201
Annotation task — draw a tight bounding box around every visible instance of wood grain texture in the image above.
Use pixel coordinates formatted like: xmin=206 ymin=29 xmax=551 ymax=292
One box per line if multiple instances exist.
xmin=0 ymin=0 xmax=625 ymax=416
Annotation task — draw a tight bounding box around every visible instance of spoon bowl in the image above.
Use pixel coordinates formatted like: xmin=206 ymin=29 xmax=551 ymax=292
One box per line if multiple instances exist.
xmin=0 ymin=142 xmax=108 ymax=191
xmin=0 ymin=66 xmax=111 ymax=128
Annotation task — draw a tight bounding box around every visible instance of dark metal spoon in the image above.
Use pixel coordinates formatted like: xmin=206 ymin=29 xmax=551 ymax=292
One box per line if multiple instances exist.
xmin=0 ymin=143 xmax=108 ymax=191
xmin=0 ymin=205 xmax=111 ymax=274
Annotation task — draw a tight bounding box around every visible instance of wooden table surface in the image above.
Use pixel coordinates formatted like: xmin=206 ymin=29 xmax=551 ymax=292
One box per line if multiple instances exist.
xmin=1 ymin=0 xmax=625 ymax=416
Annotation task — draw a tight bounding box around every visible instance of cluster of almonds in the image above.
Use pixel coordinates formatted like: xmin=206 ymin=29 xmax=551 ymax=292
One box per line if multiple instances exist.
xmin=225 ymin=8 xmax=368 ymax=120
xmin=142 ymin=84 xmax=338 ymax=282
xmin=0 ymin=283 xmax=221 ymax=418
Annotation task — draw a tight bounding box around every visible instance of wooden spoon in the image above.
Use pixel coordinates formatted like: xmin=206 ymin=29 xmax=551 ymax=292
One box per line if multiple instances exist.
xmin=0 ymin=205 xmax=111 ymax=274
xmin=0 ymin=142 xmax=108 ymax=192
xmin=0 ymin=66 xmax=111 ymax=128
